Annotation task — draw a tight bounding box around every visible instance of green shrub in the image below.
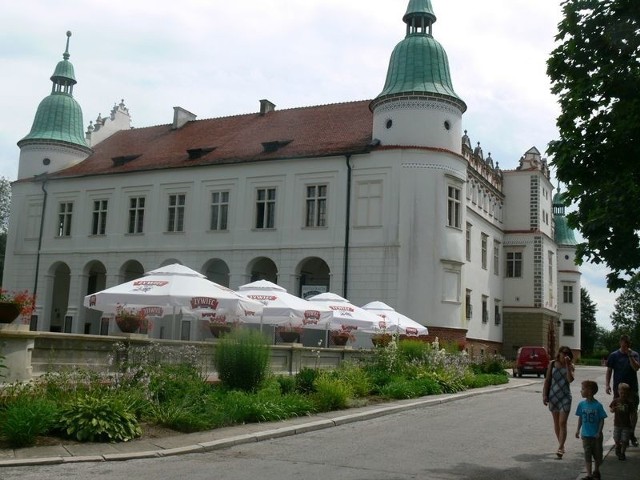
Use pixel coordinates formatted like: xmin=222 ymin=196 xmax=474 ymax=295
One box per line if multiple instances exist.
xmin=430 ymin=370 xmax=466 ymax=393
xmin=379 ymin=377 xmax=419 ymax=399
xmin=295 ymin=367 xmax=321 ymax=394
xmin=397 ymin=340 xmax=430 ymax=363
xmin=470 ymin=355 xmax=509 ymax=375
xmin=148 ymin=363 xmax=209 ymax=403
xmin=148 ymin=400 xmax=212 ymax=432
xmin=276 ymin=374 xmax=296 ymax=394
xmin=312 ymin=375 xmax=353 ymax=411
xmin=330 ymin=362 xmax=373 ymax=398
xmin=463 ymin=373 xmax=509 ymax=388
xmin=1 ymin=397 xmax=58 ymax=448
xmin=57 ymin=393 xmax=142 ymax=443
xmin=214 ymin=329 xmax=271 ymax=392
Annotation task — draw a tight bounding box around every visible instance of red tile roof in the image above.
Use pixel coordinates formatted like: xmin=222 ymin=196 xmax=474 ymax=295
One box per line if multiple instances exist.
xmin=54 ymin=100 xmax=374 ymax=178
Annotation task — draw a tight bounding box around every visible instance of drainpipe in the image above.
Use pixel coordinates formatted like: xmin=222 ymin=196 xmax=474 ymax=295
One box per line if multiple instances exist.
xmin=343 ymin=154 xmax=352 ymax=298
xmin=33 ymin=174 xmax=49 ymax=306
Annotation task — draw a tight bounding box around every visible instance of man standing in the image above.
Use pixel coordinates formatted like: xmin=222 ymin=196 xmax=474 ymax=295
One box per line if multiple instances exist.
xmin=606 ymin=334 xmax=640 ymax=446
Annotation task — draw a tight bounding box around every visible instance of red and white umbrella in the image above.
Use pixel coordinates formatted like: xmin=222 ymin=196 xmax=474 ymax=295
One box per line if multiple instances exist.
xmin=306 ymin=292 xmax=385 ymax=331
xmin=361 ymin=301 xmax=428 ymax=336
xmin=236 ymin=280 xmax=332 ymax=327
xmin=84 ymin=263 xmax=263 ymax=323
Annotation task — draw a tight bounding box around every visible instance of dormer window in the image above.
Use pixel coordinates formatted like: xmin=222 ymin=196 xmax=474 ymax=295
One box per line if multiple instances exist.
xmin=111 ymin=154 xmax=141 ymax=166
xmin=186 ymin=147 xmax=215 ymax=160
xmin=261 ymin=140 xmax=292 ymax=153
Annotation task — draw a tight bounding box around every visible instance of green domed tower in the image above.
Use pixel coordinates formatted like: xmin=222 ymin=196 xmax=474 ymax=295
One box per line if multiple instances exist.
xmin=371 ymin=0 xmax=466 ymax=151
xmin=17 ymin=32 xmax=92 ymax=179
xmin=553 ymin=191 xmax=577 ymax=247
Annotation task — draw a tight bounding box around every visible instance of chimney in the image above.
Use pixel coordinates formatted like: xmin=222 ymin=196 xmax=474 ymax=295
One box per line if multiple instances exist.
xmin=259 ymin=99 xmax=276 ymax=116
xmin=172 ymin=107 xmax=197 ymax=129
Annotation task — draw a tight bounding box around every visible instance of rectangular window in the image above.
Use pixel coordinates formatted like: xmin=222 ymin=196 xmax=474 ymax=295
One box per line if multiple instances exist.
xmin=355 ymin=181 xmax=382 ymax=227
xmin=482 ymin=295 xmax=488 ymax=323
xmin=167 ymin=194 xmax=186 ymax=232
xmin=465 ymin=223 xmax=472 ymax=261
xmin=57 ymin=202 xmax=73 ymax=237
xmin=548 ymin=251 xmax=554 ymax=284
xmin=256 ymin=187 xmax=276 ymax=229
xmin=563 ymin=320 xmax=575 ymax=337
xmin=506 ymin=251 xmax=523 ymax=278
xmin=128 ymin=197 xmax=145 ymax=234
xmin=210 ymin=191 xmax=229 ymax=231
xmin=494 ymin=301 xmax=501 ymax=325
xmin=305 ymin=184 xmax=327 ymax=227
xmin=91 ymin=200 xmax=108 ymax=235
xmin=447 ymin=185 xmax=461 ymax=228
xmin=563 ymin=285 xmax=574 ymax=303
xmin=493 ymin=241 xmax=500 ymax=275
xmin=465 ymin=289 xmax=472 ymax=320
xmin=481 ymin=233 xmax=488 ymax=270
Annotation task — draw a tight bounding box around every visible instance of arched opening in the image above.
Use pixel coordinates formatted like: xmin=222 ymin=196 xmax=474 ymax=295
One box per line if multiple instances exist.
xmin=203 ymin=259 xmax=230 ymax=287
xmin=121 ymin=260 xmax=144 ymax=283
xmin=48 ymin=262 xmax=71 ymax=333
xmin=247 ymin=257 xmax=278 ymax=283
xmin=83 ymin=260 xmax=107 ymax=335
xmin=297 ymin=257 xmax=330 ymax=299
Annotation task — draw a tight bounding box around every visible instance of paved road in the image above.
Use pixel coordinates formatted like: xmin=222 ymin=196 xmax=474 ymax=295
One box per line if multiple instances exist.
xmin=0 ymin=367 xmax=620 ymax=480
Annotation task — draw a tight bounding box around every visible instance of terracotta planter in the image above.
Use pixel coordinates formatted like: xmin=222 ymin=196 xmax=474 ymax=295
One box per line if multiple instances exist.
xmin=115 ymin=315 xmax=143 ymax=334
xmin=371 ymin=334 xmax=392 ymax=347
xmin=209 ymin=323 xmax=231 ymax=338
xmin=278 ymin=331 xmax=301 ymax=343
xmin=0 ymin=302 xmax=21 ymax=323
xmin=331 ymin=334 xmax=350 ymax=346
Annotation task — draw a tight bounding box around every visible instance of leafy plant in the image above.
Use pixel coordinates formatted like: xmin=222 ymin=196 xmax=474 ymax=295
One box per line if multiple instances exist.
xmin=57 ymin=394 xmax=142 ymax=442
xmin=1 ymin=397 xmax=58 ymax=448
xmin=311 ymin=374 xmax=353 ymax=411
xmin=214 ymin=328 xmax=271 ymax=392
xmin=0 ymin=288 xmax=36 ymax=319
xmin=295 ymin=367 xmax=320 ymax=394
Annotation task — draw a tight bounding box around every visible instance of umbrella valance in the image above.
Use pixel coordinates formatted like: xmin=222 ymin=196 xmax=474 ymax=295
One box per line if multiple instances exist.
xmin=361 ymin=301 xmax=428 ymax=336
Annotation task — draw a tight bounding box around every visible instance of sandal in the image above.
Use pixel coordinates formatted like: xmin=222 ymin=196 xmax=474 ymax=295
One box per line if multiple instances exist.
xmin=556 ymin=447 xmax=564 ymax=459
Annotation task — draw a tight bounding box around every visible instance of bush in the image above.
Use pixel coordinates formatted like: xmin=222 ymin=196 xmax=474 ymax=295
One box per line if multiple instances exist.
xmin=1 ymin=397 xmax=58 ymax=448
xmin=148 ymin=363 xmax=209 ymax=403
xmin=463 ymin=373 xmax=509 ymax=388
xmin=214 ymin=329 xmax=271 ymax=392
xmin=329 ymin=362 xmax=373 ymax=398
xmin=276 ymin=374 xmax=296 ymax=394
xmin=469 ymin=355 xmax=509 ymax=375
xmin=312 ymin=375 xmax=353 ymax=411
xmin=149 ymin=400 xmax=212 ymax=432
xmin=57 ymin=393 xmax=142 ymax=442
xmin=295 ymin=367 xmax=321 ymax=395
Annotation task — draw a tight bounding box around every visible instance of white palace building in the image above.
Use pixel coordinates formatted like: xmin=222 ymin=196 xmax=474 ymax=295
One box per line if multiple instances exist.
xmin=4 ymin=0 xmax=581 ymax=357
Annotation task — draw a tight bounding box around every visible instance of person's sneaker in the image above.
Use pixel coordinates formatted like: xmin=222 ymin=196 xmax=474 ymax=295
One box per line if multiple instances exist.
xmin=619 ymin=452 xmax=627 ymax=460
xmin=631 ymin=435 xmax=639 ymax=447
xmin=615 ymin=445 xmax=621 ymax=458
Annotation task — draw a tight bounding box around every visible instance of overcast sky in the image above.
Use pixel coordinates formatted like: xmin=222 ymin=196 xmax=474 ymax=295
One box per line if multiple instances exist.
xmin=0 ymin=0 xmax=618 ymax=328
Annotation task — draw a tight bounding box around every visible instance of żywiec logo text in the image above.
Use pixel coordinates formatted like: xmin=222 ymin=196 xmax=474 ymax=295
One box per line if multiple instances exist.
xmin=190 ymin=297 xmax=219 ymax=310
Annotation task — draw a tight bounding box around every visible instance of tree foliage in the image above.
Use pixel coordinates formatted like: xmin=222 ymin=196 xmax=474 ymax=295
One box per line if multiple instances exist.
xmin=610 ymin=273 xmax=640 ymax=347
xmin=580 ymin=288 xmax=598 ymax=355
xmin=0 ymin=176 xmax=10 ymax=285
xmin=547 ymin=0 xmax=640 ymax=290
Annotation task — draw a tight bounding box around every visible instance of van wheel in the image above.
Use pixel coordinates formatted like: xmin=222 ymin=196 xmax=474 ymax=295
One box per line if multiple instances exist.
xmin=512 ymin=370 xmax=516 ymax=378
xmin=517 ymin=370 xmax=523 ymax=378
xmin=537 ymin=373 xmax=542 ymax=378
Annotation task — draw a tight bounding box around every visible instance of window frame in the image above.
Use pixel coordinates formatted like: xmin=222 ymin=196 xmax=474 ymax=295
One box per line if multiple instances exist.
xmin=255 ymin=187 xmax=276 ymax=229
xmin=305 ymin=184 xmax=328 ymax=228
xmin=91 ymin=199 xmax=108 ymax=236
xmin=57 ymin=202 xmax=73 ymax=237
xmin=506 ymin=251 xmax=523 ymax=278
xmin=128 ymin=196 xmax=145 ymax=234
xmin=481 ymin=233 xmax=488 ymax=270
xmin=447 ymin=185 xmax=462 ymax=229
xmin=210 ymin=190 xmax=229 ymax=231
xmin=167 ymin=193 xmax=186 ymax=233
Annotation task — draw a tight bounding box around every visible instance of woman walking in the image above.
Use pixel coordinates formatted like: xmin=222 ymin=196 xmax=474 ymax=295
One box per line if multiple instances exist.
xmin=543 ymin=346 xmax=575 ymax=458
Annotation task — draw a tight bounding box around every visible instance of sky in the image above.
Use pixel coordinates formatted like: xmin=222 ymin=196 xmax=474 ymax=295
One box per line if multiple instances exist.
xmin=0 ymin=0 xmax=618 ymax=328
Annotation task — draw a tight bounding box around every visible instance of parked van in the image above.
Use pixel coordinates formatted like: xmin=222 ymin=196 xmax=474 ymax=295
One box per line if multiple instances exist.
xmin=513 ymin=346 xmax=550 ymax=378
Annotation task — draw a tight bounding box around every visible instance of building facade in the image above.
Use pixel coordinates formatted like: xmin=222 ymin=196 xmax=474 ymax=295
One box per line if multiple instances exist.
xmin=3 ymin=1 xmax=580 ymax=356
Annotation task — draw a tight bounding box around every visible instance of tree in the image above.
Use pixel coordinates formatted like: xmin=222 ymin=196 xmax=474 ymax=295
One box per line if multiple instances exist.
xmin=547 ymin=0 xmax=640 ymax=290
xmin=580 ymin=287 xmax=598 ymax=355
xmin=610 ymin=273 xmax=640 ymax=347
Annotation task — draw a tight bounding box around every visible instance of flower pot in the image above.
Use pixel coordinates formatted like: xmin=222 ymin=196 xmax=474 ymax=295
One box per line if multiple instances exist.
xmin=209 ymin=323 xmax=231 ymax=338
xmin=0 ymin=302 xmax=21 ymax=323
xmin=115 ymin=315 xmax=143 ymax=334
xmin=331 ymin=334 xmax=350 ymax=346
xmin=278 ymin=331 xmax=301 ymax=343
xmin=371 ymin=334 xmax=392 ymax=347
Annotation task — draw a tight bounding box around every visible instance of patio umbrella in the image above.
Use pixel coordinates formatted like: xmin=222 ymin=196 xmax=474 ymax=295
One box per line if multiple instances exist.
xmin=306 ymin=292 xmax=385 ymax=331
xmin=361 ymin=301 xmax=428 ymax=336
xmin=84 ymin=263 xmax=263 ymax=323
xmin=236 ymin=280 xmax=332 ymax=327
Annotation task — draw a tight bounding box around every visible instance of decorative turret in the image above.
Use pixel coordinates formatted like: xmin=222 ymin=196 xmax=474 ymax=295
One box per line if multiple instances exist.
xmin=17 ymin=32 xmax=92 ymax=179
xmin=370 ymin=0 xmax=466 ymax=151
xmin=553 ymin=189 xmax=577 ymax=246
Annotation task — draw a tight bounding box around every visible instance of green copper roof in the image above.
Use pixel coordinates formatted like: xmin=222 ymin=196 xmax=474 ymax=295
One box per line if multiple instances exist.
xmin=18 ymin=31 xmax=89 ymax=149
xmin=553 ymin=191 xmax=577 ymax=246
xmin=403 ymin=0 xmax=436 ymax=24
xmin=20 ymin=94 xmax=88 ymax=146
xmin=372 ymin=1 xmax=466 ymax=111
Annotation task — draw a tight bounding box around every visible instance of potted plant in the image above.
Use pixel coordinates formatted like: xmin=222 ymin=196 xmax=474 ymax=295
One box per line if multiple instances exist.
xmin=115 ymin=305 xmax=148 ymax=334
xmin=371 ymin=332 xmax=393 ymax=347
xmin=329 ymin=327 xmax=355 ymax=346
xmin=0 ymin=288 xmax=36 ymax=323
xmin=275 ymin=323 xmax=303 ymax=343
xmin=208 ymin=315 xmax=232 ymax=338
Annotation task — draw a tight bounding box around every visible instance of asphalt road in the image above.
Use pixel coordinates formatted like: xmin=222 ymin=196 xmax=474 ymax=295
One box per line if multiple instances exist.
xmin=0 ymin=366 xmax=607 ymax=480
